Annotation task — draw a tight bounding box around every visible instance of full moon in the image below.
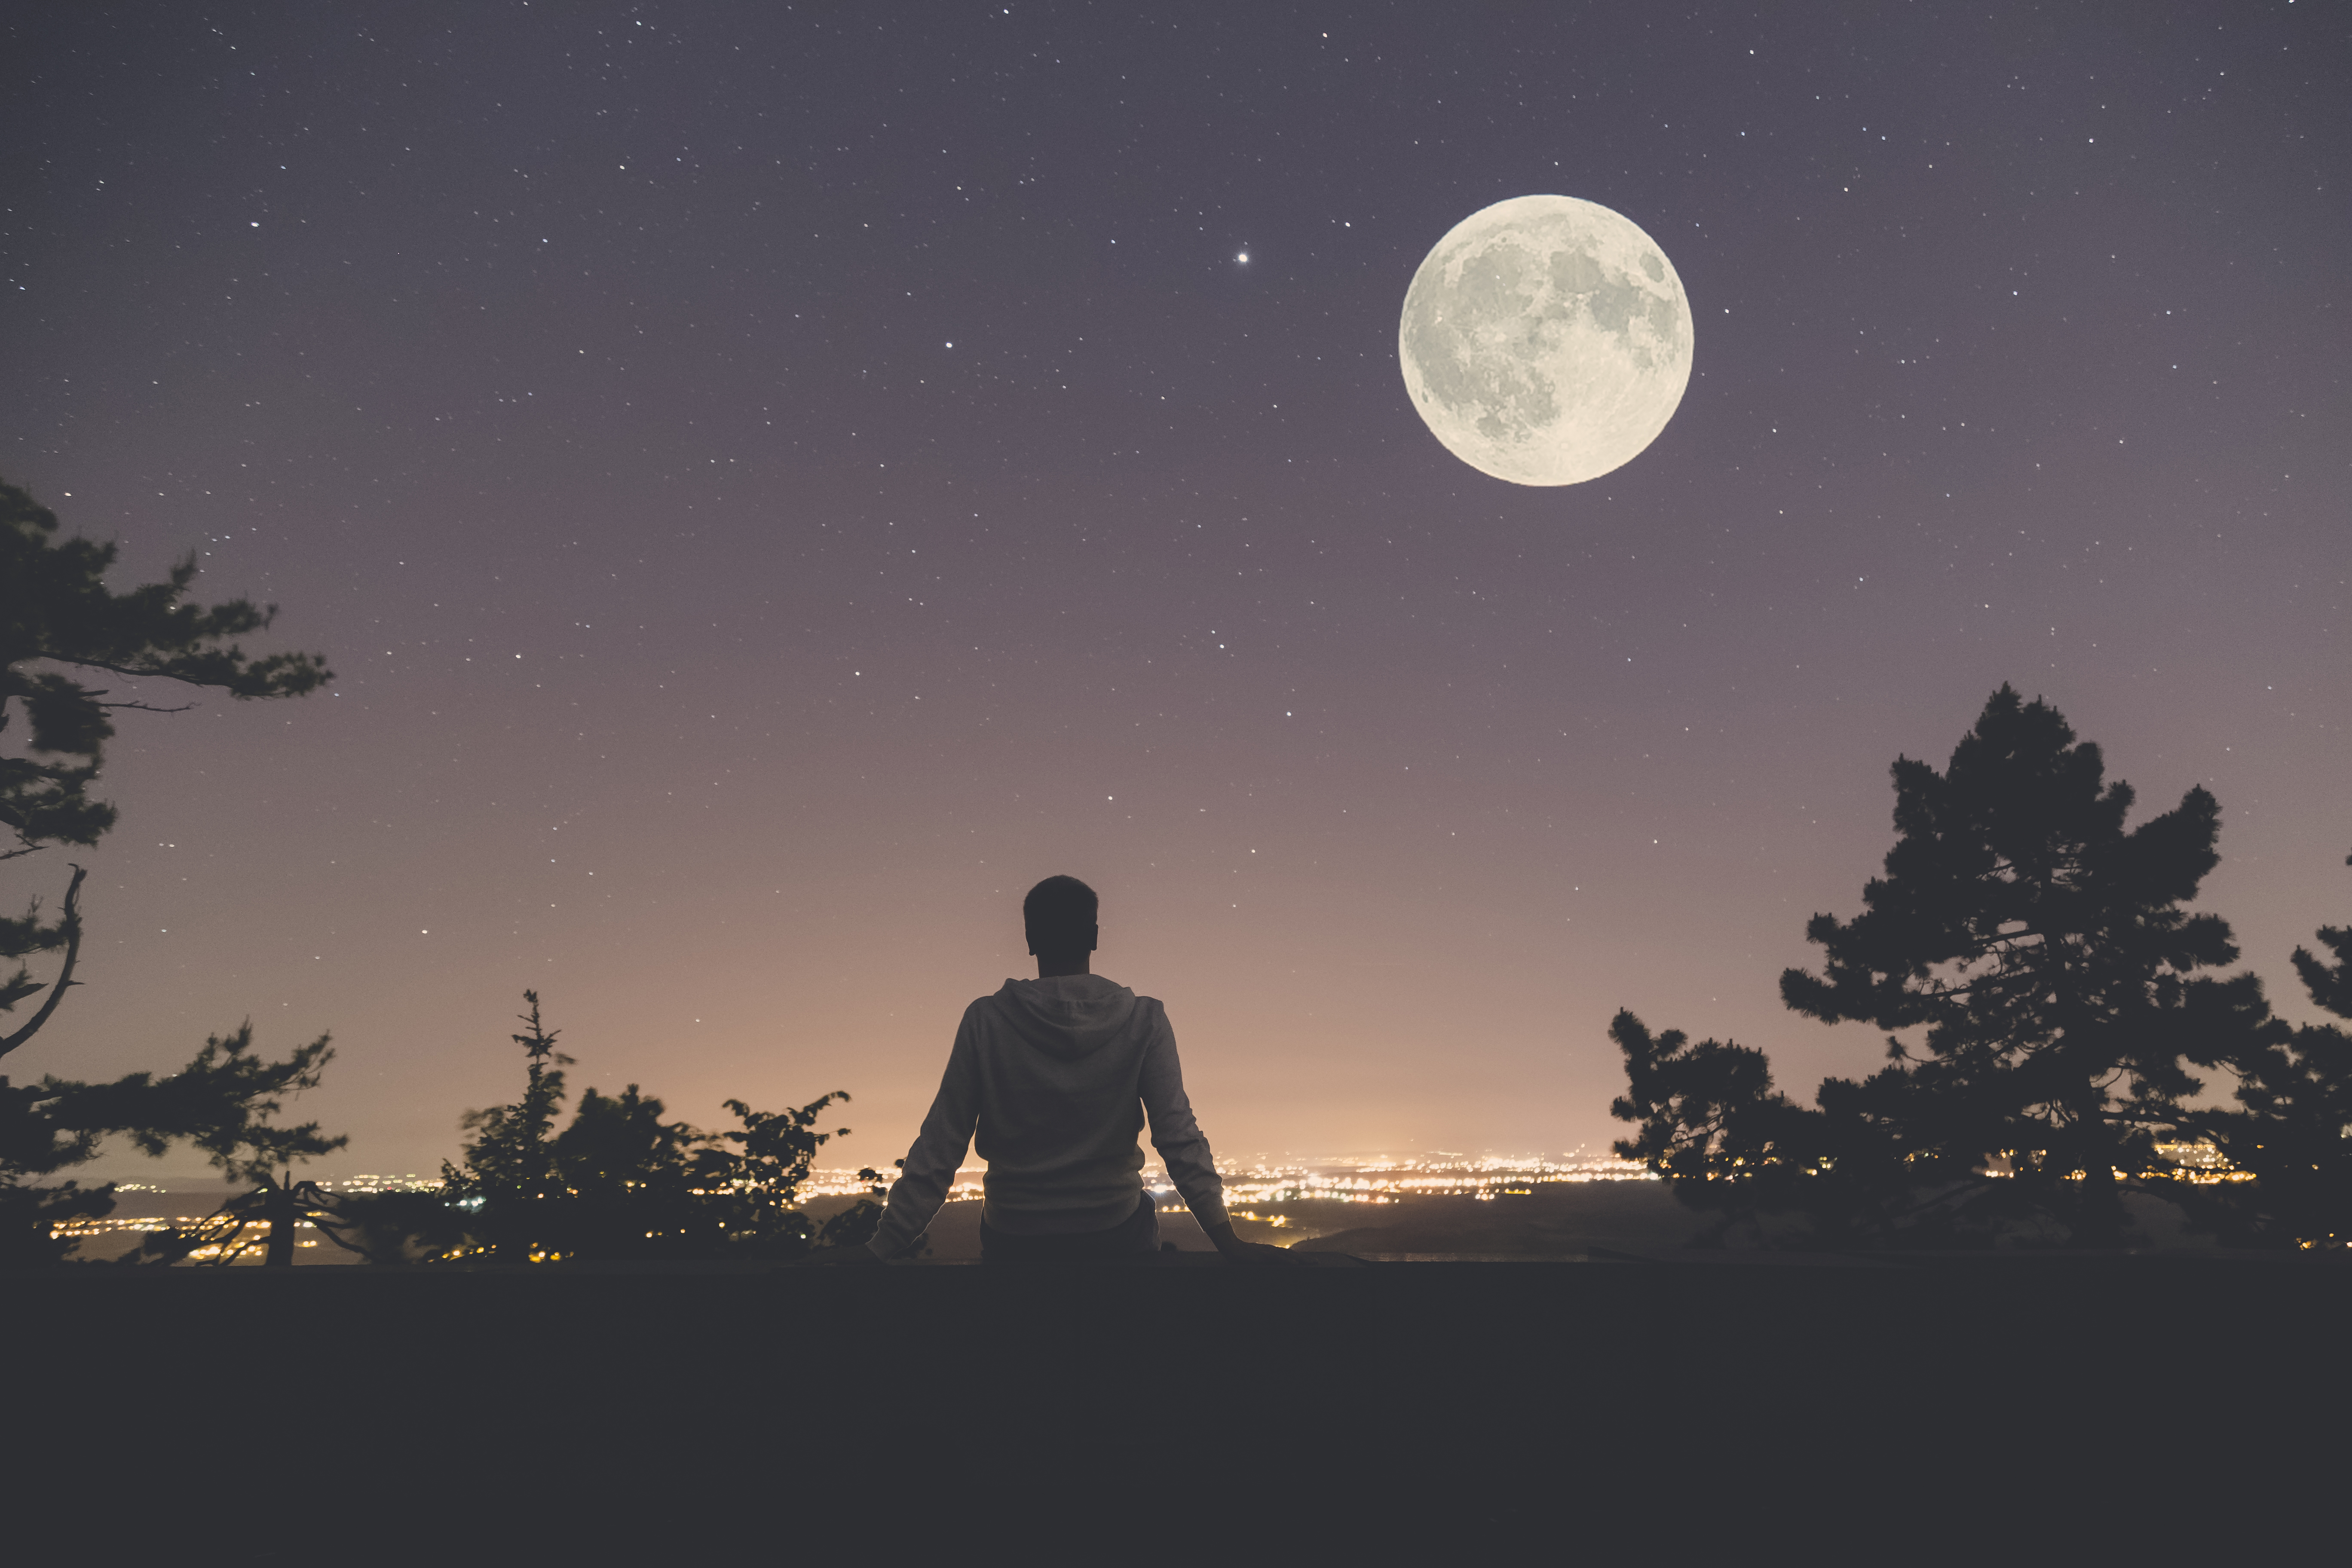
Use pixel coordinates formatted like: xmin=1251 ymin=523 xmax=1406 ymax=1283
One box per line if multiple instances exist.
xmin=1398 ymin=195 xmax=1693 ymax=486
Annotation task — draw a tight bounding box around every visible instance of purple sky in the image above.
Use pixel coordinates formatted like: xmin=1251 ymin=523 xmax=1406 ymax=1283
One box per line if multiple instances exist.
xmin=5 ymin=3 xmax=2345 ymax=1180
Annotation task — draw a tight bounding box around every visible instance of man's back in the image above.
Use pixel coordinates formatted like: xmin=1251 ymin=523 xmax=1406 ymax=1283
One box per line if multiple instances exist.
xmin=961 ymin=974 xmax=1160 ymax=1225
xmin=864 ymin=973 xmax=1228 ymax=1257
xmin=852 ymin=874 xmax=1286 ymax=1265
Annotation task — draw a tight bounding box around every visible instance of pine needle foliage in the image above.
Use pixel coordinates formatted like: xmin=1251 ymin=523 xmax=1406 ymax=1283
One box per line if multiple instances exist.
xmin=0 ymin=477 xmax=338 ymax=1262
xmin=3 ymin=476 xmax=329 ymax=1049
xmin=2187 ymin=850 xmax=2352 ymax=1247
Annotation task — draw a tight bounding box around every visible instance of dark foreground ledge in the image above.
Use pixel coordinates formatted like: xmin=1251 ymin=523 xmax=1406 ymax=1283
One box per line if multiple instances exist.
xmin=11 ymin=1255 xmax=2346 ymax=1550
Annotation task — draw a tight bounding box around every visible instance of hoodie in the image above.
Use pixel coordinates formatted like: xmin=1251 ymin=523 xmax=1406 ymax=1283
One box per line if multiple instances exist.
xmin=865 ymin=974 xmax=1229 ymax=1259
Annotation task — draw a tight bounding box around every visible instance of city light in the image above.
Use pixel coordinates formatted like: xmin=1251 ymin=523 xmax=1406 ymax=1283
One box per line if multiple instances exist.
xmin=785 ymin=1152 xmax=1657 ymax=1208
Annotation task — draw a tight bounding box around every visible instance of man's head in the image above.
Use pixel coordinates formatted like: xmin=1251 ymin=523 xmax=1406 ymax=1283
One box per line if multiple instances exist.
xmin=1023 ymin=875 xmax=1098 ymax=974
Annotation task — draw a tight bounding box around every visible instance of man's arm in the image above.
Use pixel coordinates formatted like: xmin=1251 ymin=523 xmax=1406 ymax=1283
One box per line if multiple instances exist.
xmin=1139 ymin=1006 xmax=1293 ymax=1264
xmin=858 ymin=1017 xmax=982 ymax=1260
xmin=1137 ymin=1006 xmax=1227 ymax=1228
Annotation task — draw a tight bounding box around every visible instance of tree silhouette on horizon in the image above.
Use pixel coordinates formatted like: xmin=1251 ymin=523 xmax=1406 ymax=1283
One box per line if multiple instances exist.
xmin=2184 ymin=850 xmax=2352 ymax=1247
xmin=1611 ymin=685 xmax=2297 ymax=1247
xmin=428 ymin=992 xmax=868 ymax=1262
xmin=127 ymin=1025 xmax=347 ymax=1266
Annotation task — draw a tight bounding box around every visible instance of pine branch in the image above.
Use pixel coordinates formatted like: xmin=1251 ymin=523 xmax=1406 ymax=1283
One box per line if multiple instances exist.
xmin=0 ymin=864 xmax=84 ymax=1059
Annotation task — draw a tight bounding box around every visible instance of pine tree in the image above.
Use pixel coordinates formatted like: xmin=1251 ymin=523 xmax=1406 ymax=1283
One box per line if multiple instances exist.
xmin=1613 ymin=686 xmax=2283 ymax=1246
xmin=437 ymin=992 xmax=858 ymax=1261
xmin=2191 ymin=851 xmax=2352 ymax=1247
xmin=92 ymin=1023 xmax=348 ymax=1265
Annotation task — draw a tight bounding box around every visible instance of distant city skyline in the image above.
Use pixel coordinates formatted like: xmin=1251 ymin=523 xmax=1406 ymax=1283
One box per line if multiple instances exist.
xmin=4 ymin=3 xmax=2344 ymax=1181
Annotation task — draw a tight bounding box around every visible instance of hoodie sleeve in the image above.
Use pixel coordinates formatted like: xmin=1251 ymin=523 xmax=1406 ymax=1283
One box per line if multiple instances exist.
xmin=1139 ymin=1002 xmax=1229 ymax=1230
xmin=866 ymin=1009 xmax=983 ymax=1260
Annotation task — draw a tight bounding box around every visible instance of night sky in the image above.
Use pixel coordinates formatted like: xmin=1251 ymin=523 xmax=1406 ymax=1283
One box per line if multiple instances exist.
xmin=5 ymin=3 xmax=2345 ymax=1180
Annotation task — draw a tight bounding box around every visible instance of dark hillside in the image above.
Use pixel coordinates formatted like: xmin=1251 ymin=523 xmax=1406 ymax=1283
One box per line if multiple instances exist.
xmin=10 ymin=1253 xmax=2342 ymax=1553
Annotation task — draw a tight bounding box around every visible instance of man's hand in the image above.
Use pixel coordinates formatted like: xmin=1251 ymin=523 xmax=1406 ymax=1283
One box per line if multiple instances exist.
xmin=1205 ymin=1221 xmax=1304 ymax=1265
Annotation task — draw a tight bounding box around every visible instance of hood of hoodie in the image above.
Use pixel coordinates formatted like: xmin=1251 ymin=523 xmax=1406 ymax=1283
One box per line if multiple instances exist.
xmin=991 ymin=974 xmax=1142 ymax=1061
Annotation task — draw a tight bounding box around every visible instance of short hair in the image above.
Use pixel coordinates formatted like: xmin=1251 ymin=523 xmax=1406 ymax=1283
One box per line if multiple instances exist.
xmin=1023 ymin=875 xmax=1098 ymax=954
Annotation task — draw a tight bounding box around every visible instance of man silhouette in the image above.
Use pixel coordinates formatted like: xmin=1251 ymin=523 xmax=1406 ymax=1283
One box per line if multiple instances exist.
xmin=846 ymin=875 xmax=1287 ymax=1264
